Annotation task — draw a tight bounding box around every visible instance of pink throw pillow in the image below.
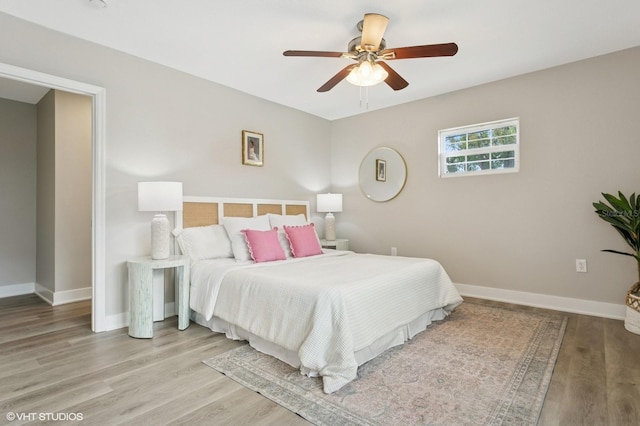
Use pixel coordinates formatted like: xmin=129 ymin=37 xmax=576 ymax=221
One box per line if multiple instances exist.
xmin=242 ymin=228 xmax=286 ymax=263
xmin=283 ymin=223 xmax=323 ymax=258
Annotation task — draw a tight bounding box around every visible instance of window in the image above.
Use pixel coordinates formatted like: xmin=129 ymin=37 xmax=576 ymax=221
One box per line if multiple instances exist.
xmin=438 ymin=118 xmax=519 ymax=177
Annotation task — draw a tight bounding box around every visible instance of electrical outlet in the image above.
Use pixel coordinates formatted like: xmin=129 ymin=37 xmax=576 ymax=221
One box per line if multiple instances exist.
xmin=391 ymin=247 xmax=397 ymax=256
xmin=576 ymin=259 xmax=587 ymax=273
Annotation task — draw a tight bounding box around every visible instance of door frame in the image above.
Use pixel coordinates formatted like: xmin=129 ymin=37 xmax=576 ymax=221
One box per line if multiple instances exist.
xmin=0 ymin=62 xmax=107 ymax=332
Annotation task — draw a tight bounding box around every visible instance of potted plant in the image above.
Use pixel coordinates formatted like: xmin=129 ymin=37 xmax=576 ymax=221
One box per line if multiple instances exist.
xmin=593 ymin=191 xmax=640 ymax=334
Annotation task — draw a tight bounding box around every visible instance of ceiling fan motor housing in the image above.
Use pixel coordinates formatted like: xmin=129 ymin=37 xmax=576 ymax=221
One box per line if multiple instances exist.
xmin=348 ymin=37 xmax=386 ymax=53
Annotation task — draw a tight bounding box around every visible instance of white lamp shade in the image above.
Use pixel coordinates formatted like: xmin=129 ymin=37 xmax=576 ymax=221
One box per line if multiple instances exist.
xmin=317 ymin=193 xmax=343 ymax=213
xmin=138 ymin=182 xmax=183 ymax=212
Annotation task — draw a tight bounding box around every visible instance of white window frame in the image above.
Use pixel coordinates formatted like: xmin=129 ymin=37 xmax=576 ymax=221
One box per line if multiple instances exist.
xmin=438 ymin=117 xmax=520 ymax=178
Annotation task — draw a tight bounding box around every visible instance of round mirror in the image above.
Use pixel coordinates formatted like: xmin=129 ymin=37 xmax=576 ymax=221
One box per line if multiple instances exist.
xmin=359 ymin=147 xmax=407 ymax=202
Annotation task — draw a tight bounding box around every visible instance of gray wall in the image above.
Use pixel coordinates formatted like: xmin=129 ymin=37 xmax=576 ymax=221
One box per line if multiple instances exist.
xmin=36 ymin=90 xmax=55 ymax=293
xmin=0 ymin=13 xmax=333 ymax=318
xmin=0 ymin=98 xmax=36 ymax=289
xmin=36 ymin=90 xmax=92 ymax=297
xmin=53 ymin=90 xmax=92 ymax=293
xmin=331 ymin=46 xmax=640 ymax=306
xmin=2 ymin=11 xmax=637 ymax=322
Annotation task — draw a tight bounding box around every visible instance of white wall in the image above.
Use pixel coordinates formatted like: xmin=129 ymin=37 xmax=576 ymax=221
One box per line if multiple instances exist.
xmin=0 ymin=13 xmax=332 ymax=321
xmin=331 ymin=46 xmax=640 ymax=307
xmin=0 ymin=98 xmax=36 ymax=292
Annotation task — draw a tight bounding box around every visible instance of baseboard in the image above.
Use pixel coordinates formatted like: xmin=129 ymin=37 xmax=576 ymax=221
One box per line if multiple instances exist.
xmin=104 ymin=311 xmax=129 ymax=332
xmin=103 ymin=301 xmax=177 ymax=332
xmin=455 ymin=282 xmax=626 ymax=320
xmin=52 ymin=286 xmax=92 ymax=306
xmin=164 ymin=302 xmax=176 ymax=318
xmin=100 ymin=312 xmax=129 ymax=332
xmin=0 ymin=282 xmax=36 ymax=298
xmin=34 ymin=284 xmax=92 ymax=306
xmin=35 ymin=283 xmax=54 ymax=305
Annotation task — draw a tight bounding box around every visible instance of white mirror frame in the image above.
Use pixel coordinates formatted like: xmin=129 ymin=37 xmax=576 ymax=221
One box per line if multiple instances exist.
xmin=359 ymin=146 xmax=407 ymax=202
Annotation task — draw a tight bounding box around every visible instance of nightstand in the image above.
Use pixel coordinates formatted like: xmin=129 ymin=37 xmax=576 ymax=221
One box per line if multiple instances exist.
xmin=320 ymin=238 xmax=349 ymax=251
xmin=127 ymin=255 xmax=190 ymax=338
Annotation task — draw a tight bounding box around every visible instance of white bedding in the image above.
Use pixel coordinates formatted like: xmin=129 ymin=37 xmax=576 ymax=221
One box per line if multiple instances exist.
xmin=190 ymin=250 xmax=462 ymax=393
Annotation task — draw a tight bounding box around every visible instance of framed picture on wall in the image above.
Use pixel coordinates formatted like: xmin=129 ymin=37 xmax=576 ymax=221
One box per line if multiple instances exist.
xmin=376 ymin=159 xmax=386 ymax=182
xmin=242 ymin=130 xmax=264 ymax=166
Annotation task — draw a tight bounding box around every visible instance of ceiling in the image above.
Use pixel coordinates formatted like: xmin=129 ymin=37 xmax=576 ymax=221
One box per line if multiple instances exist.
xmin=1 ymin=0 xmax=639 ymax=120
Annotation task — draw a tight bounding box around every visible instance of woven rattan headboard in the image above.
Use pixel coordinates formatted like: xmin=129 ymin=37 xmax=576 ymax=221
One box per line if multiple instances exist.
xmin=175 ymin=196 xmax=310 ymax=229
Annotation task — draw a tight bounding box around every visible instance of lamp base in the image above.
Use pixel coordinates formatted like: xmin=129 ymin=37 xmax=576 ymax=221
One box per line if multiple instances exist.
xmin=150 ymin=214 xmax=170 ymax=259
xmin=324 ymin=212 xmax=336 ymax=241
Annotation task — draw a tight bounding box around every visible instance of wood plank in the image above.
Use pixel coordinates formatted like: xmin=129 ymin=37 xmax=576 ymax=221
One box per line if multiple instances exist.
xmin=604 ymin=317 xmax=640 ymax=425
xmin=1 ymin=294 xmax=639 ymax=425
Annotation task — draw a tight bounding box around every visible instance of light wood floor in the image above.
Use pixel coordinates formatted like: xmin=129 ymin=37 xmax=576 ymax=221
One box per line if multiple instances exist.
xmin=1 ymin=295 xmax=639 ymax=425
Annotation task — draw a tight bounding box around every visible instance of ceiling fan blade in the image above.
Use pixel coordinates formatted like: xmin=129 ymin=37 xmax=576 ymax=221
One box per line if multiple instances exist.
xmin=378 ymin=62 xmax=409 ymax=91
xmin=317 ymin=64 xmax=357 ymax=92
xmin=380 ymin=42 xmax=459 ymax=59
xmin=360 ymin=13 xmax=389 ymax=51
xmin=283 ymin=50 xmax=344 ymax=58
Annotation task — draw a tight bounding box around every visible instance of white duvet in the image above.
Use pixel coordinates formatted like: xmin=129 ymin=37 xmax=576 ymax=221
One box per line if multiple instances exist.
xmin=190 ymin=251 xmax=462 ymax=393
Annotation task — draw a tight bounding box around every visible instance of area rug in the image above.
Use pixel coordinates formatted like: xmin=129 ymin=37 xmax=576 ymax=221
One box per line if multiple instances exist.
xmin=203 ymin=301 xmax=567 ymax=425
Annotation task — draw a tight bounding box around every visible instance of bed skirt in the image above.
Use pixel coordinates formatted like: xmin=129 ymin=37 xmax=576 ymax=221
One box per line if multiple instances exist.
xmin=192 ymin=307 xmax=449 ymax=375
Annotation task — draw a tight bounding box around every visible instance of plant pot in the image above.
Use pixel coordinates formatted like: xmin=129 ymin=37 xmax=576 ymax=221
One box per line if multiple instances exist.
xmin=625 ymin=282 xmax=640 ymax=334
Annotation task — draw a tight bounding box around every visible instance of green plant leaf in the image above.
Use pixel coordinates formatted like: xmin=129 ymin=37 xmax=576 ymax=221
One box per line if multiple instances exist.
xmin=594 ymin=191 xmax=640 ymax=272
xmin=602 ymin=249 xmax=636 ymax=257
xmin=603 ymin=192 xmax=628 ymax=212
xmin=618 ymin=191 xmax=633 ymax=211
xmin=593 ymin=201 xmax=613 ymax=212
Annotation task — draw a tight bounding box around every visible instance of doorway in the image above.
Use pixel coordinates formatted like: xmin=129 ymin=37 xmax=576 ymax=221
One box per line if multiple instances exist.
xmin=0 ymin=62 xmax=106 ymax=332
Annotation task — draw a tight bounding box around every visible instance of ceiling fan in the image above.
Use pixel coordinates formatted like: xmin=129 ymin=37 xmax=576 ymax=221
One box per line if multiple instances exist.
xmin=283 ymin=13 xmax=458 ymax=92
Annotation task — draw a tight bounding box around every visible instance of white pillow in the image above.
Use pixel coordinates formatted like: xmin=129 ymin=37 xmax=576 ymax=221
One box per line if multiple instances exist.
xmin=222 ymin=215 xmax=271 ymax=261
xmin=174 ymin=225 xmax=233 ymax=260
xmin=267 ymin=214 xmax=308 ymax=258
xmin=267 ymin=213 xmax=308 ymax=228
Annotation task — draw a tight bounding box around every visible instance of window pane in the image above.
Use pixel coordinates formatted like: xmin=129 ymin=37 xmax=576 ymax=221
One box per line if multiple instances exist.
xmin=469 ymin=130 xmax=489 ymax=141
xmin=491 ymin=159 xmax=515 ymax=169
xmin=446 ymin=155 xmax=465 ymax=164
xmin=446 ymin=141 xmax=467 ymax=152
xmin=491 ymin=150 xmax=515 ymax=159
xmin=445 ymin=134 xmax=466 ymax=152
xmin=493 ymin=135 xmax=517 ymax=146
xmin=468 ymin=153 xmax=490 ymax=161
xmin=468 ymin=139 xmax=491 ymax=150
xmin=493 ymin=125 xmax=517 ymax=137
xmin=447 ymin=164 xmax=465 ymax=173
xmin=446 ymin=134 xmax=466 ymax=142
xmin=467 ymin=161 xmax=490 ymax=171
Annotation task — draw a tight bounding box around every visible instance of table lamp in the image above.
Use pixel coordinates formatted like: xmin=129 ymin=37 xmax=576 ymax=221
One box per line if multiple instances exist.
xmin=138 ymin=182 xmax=183 ymax=259
xmin=317 ymin=193 xmax=343 ymax=241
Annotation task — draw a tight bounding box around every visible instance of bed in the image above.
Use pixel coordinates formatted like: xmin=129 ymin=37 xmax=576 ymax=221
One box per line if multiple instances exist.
xmin=175 ymin=196 xmax=463 ymax=393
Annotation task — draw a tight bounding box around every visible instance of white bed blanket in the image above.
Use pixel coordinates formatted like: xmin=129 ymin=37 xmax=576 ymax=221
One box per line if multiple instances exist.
xmin=190 ymin=251 xmax=462 ymax=393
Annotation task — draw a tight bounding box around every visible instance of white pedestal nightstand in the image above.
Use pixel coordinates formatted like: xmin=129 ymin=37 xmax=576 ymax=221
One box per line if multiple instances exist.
xmin=320 ymin=238 xmax=349 ymax=251
xmin=127 ymin=255 xmax=190 ymax=338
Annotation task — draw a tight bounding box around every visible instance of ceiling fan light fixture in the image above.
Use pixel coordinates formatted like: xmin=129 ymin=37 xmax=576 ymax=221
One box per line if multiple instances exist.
xmin=346 ymin=61 xmax=389 ymax=87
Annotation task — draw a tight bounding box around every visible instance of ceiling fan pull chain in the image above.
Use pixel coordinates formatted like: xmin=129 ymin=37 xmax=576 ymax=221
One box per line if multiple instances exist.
xmin=365 ymin=87 xmax=370 ymax=110
xmin=357 ymin=86 xmax=370 ymax=110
